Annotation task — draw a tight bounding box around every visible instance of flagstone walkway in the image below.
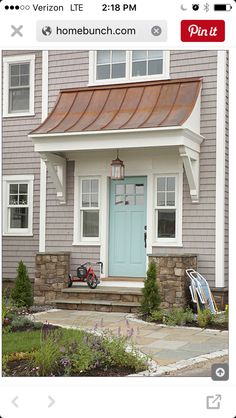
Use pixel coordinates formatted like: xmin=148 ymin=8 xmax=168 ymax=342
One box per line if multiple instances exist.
xmin=34 ymin=309 xmax=228 ymax=368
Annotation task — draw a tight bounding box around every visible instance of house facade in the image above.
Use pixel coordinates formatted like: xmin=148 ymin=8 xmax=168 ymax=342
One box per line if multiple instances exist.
xmin=2 ymin=50 xmax=228 ymax=308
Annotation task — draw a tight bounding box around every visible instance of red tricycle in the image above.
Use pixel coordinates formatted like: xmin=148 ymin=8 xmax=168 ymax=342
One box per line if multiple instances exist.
xmin=68 ymin=261 xmax=103 ymax=289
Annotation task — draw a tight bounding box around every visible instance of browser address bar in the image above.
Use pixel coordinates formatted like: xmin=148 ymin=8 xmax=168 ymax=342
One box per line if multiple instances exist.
xmin=37 ymin=20 xmax=167 ymax=42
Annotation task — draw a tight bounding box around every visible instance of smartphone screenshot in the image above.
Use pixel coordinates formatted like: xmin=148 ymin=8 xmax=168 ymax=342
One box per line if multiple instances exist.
xmin=0 ymin=0 xmax=235 ymax=417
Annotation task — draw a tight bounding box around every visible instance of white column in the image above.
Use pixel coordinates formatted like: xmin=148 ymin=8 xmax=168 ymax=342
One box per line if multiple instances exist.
xmin=215 ymin=51 xmax=227 ymax=287
xmin=100 ymin=175 xmax=109 ymax=278
xmin=39 ymin=50 xmax=48 ymax=253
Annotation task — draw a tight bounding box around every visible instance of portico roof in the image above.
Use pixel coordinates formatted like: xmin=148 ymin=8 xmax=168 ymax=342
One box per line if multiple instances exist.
xmin=31 ymin=77 xmax=202 ymax=135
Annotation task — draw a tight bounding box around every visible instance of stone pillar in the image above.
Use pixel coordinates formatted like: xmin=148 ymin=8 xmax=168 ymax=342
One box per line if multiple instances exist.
xmin=34 ymin=252 xmax=70 ymax=304
xmin=150 ymin=255 xmax=197 ymax=309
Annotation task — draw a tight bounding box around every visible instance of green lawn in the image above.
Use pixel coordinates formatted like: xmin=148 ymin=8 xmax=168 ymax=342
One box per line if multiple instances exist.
xmin=2 ymin=330 xmax=41 ymax=355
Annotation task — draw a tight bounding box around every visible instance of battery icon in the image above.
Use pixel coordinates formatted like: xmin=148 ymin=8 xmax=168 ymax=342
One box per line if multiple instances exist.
xmin=214 ymin=4 xmax=232 ymax=10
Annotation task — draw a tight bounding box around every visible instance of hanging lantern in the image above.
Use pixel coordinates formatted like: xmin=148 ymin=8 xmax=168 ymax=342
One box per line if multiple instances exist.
xmin=110 ymin=151 xmax=125 ymax=180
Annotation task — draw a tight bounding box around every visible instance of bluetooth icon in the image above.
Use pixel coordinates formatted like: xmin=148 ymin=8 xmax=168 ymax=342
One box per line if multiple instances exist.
xmin=204 ymin=2 xmax=210 ymax=12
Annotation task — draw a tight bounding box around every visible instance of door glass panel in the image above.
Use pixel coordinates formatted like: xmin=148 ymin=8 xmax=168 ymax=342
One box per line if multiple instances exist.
xmin=115 ymin=195 xmax=124 ymax=205
xmin=135 ymin=184 xmax=144 ymax=194
xmin=125 ymin=195 xmax=135 ymax=205
xmin=116 ymin=184 xmax=125 ymax=195
xmin=136 ymin=195 xmax=144 ymax=205
xmin=126 ymin=184 xmax=135 ymax=194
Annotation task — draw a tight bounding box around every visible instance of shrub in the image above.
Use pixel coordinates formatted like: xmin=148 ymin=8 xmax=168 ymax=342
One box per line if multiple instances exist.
xmin=197 ymin=309 xmax=214 ymax=328
xmin=11 ymin=261 xmax=33 ymax=308
xmin=32 ymin=336 xmax=61 ymax=376
xmin=140 ymin=259 xmax=161 ymax=315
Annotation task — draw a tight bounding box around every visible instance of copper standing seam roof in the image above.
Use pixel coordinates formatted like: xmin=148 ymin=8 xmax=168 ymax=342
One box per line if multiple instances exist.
xmin=31 ymin=77 xmax=202 ymax=135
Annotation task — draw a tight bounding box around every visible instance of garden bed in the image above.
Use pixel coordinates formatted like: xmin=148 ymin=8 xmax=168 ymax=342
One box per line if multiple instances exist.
xmin=139 ymin=307 xmax=228 ymax=331
xmin=2 ymin=320 xmax=147 ymax=377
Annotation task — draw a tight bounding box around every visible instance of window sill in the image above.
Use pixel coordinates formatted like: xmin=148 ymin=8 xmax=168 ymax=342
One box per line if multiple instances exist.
xmin=152 ymin=242 xmax=183 ymax=247
xmin=72 ymin=242 xmax=101 ymax=246
xmin=3 ymin=233 xmax=33 ymax=237
xmin=88 ymin=75 xmax=170 ymax=87
xmin=3 ymin=112 xmax=35 ymax=118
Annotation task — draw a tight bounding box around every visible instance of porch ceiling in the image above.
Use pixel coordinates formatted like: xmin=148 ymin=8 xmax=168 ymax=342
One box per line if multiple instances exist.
xmin=31 ymin=77 xmax=202 ymax=135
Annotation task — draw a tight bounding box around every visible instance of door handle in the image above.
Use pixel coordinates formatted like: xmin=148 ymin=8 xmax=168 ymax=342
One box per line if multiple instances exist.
xmin=144 ymin=226 xmax=147 ymax=249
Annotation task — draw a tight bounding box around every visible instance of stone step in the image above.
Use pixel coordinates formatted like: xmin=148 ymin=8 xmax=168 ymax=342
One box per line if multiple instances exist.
xmin=62 ymin=286 xmax=142 ymax=294
xmin=61 ymin=287 xmax=142 ymax=303
xmin=55 ymin=299 xmax=140 ymax=313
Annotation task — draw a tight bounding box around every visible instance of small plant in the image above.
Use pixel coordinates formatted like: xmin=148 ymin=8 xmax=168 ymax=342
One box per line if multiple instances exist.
xmin=31 ymin=335 xmax=61 ymax=376
xmin=197 ymin=309 xmax=214 ymax=328
xmin=225 ymin=305 xmax=228 ymax=323
xmin=11 ymin=261 xmax=33 ymax=308
xmin=140 ymin=259 xmax=161 ymax=315
xmin=149 ymin=310 xmax=165 ymax=322
xmin=150 ymin=307 xmax=195 ymax=326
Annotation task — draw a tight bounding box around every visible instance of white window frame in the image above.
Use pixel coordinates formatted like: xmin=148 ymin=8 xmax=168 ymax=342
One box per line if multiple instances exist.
xmin=3 ymin=54 xmax=35 ymax=117
xmin=79 ymin=177 xmax=101 ymax=243
xmin=154 ymin=174 xmax=182 ymax=246
xmin=3 ymin=175 xmax=34 ymax=236
xmin=89 ymin=50 xmax=170 ymax=85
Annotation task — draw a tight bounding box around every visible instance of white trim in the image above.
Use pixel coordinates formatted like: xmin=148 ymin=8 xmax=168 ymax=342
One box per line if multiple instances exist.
xmin=39 ymin=50 xmax=48 ymax=253
xmin=32 ymin=128 xmax=203 ymax=155
xmin=3 ymin=54 xmax=35 ymax=118
xmin=89 ymin=50 xmax=170 ymax=85
xmin=3 ymin=175 xmax=34 ymax=236
xmin=100 ymin=175 xmax=109 ymax=278
xmin=179 ymin=145 xmax=200 ymax=202
xmin=215 ymin=51 xmax=227 ymax=288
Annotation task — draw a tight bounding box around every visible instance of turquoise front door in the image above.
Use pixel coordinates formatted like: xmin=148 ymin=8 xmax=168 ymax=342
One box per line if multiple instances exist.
xmin=109 ymin=177 xmax=147 ymax=277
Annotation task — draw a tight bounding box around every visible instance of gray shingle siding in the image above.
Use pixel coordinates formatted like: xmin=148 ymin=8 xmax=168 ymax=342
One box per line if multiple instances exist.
xmin=2 ymin=51 xmax=42 ymax=281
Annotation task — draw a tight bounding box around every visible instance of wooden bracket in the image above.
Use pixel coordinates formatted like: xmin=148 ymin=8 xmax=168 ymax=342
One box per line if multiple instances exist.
xmin=40 ymin=152 xmax=67 ymax=204
xmin=179 ymin=145 xmax=199 ymax=203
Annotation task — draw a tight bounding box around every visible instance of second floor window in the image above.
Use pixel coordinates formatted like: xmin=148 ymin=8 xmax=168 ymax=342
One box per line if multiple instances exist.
xmin=3 ymin=54 xmax=35 ymax=117
xmin=91 ymin=50 xmax=169 ymax=84
xmin=9 ymin=62 xmax=30 ymax=113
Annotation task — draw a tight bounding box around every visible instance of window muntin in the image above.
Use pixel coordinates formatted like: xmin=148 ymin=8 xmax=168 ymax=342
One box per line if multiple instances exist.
xmin=155 ymin=176 xmax=177 ymax=240
xmin=3 ymin=176 xmax=34 ymax=236
xmin=80 ymin=178 xmax=100 ymax=240
xmin=92 ymin=50 xmax=169 ymax=84
xmin=9 ymin=63 xmax=30 ymax=113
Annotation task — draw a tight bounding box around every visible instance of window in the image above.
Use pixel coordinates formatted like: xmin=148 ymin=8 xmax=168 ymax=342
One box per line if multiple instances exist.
xmin=132 ymin=50 xmax=163 ymax=77
xmin=115 ymin=183 xmax=144 ymax=206
xmin=155 ymin=176 xmax=177 ymax=241
xmin=3 ymin=175 xmax=34 ymax=236
xmin=3 ymin=54 xmax=35 ymax=117
xmin=80 ymin=178 xmax=100 ymax=240
xmin=90 ymin=50 xmax=170 ymax=84
xmin=96 ymin=50 xmax=126 ymax=80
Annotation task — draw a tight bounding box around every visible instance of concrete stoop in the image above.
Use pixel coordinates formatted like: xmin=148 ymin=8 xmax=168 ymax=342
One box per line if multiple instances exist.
xmin=55 ymin=286 xmax=143 ymax=313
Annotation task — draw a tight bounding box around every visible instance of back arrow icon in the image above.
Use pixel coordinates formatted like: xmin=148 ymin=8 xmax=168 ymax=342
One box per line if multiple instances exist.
xmin=12 ymin=396 xmax=19 ymax=408
xmin=48 ymin=396 xmax=55 ymax=408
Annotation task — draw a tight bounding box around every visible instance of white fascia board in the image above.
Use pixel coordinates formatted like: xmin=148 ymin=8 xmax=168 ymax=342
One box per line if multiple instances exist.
xmin=31 ymin=128 xmax=203 ymax=154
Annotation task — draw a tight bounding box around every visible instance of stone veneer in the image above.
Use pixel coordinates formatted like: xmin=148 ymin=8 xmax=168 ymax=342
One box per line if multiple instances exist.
xmin=150 ymin=254 xmax=198 ymax=309
xmin=34 ymin=252 xmax=70 ymax=304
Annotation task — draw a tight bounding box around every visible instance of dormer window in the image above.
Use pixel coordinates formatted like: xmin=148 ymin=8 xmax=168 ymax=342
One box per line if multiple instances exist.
xmin=90 ymin=50 xmax=170 ymax=85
